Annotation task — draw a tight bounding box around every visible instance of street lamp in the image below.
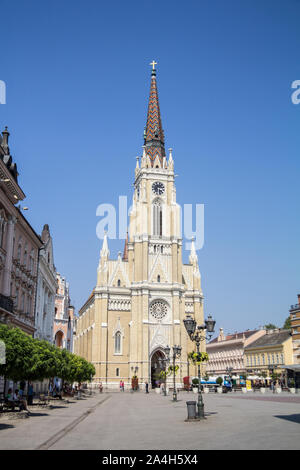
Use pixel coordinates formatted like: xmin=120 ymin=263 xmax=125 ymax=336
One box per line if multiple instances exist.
xmin=164 ymin=345 xmax=182 ymax=401
xmin=183 ymin=314 xmax=216 ymax=419
xmin=158 ymin=353 xmax=170 ymax=396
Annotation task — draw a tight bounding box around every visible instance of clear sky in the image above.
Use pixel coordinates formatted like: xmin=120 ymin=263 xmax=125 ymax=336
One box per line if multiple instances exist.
xmin=1 ymin=0 xmax=299 ymax=335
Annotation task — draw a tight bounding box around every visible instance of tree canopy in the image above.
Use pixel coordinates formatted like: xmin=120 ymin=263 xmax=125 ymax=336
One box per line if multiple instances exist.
xmin=264 ymin=323 xmax=278 ymax=330
xmin=282 ymin=316 xmax=291 ymax=330
xmin=0 ymin=324 xmax=95 ymax=383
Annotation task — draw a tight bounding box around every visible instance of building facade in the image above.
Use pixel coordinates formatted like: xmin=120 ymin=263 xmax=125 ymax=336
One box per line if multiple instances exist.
xmin=35 ymin=224 xmax=57 ymax=342
xmin=244 ymin=329 xmax=293 ymax=379
xmin=53 ymin=272 xmax=74 ymax=351
xmin=206 ymin=328 xmax=265 ymax=376
xmin=74 ymin=65 xmax=205 ymax=388
xmin=289 ymin=294 xmax=300 ymax=365
xmin=0 ymin=126 xmax=42 ymax=336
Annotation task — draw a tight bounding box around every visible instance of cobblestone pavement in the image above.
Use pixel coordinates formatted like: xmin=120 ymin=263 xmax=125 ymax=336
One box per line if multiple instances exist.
xmin=0 ymin=390 xmax=299 ymax=450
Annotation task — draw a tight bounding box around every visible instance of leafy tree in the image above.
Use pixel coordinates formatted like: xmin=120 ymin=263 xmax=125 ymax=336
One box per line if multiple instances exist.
xmin=264 ymin=323 xmax=278 ymax=330
xmin=0 ymin=324 xmax=95 ymax=391
xmin=0 ymin=324 xmax=35 ymax=382
xmin=28 ymin=339 xmax=60 ymax=381
xmin=282 ymin=316 xmax=291 ymax=330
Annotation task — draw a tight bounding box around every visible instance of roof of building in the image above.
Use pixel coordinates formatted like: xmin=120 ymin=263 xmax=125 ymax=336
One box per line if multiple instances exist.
xmin=0 ymin=127 xmax=18 ymax=181
xmin=244 ymin=329 xmax=291 ymax=350
xmin=208 ymin=329 xmax=259 ymax=344
xmin=144 ymin=64 xmax=166 ymax=166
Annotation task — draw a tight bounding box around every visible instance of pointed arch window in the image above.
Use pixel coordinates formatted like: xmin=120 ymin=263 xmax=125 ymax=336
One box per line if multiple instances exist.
xmin=114 ymin=331 xmax=122 ymax=354
xmin=117 ymin=279 xmax=121 ymax=287
xmin=17 ymin=242 xmax=22 ymax=261
xmin=153 ymin=199 xmax=162 ymax=237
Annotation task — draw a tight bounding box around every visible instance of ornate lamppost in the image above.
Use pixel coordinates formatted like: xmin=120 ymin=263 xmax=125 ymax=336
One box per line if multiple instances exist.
xmin=183 ymin=314 xmax=216 ymax=419
xmin=158 ymin=347 xmax=171 ymax=396
xmin=164 ymin=345 xmax=182 ymax=401
xmin=226 ymin=366 xmax=233 ymax=380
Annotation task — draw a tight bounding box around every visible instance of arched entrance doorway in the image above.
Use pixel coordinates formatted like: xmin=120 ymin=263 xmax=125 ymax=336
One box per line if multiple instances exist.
xmin=55 ymin=331 xmax=64 ymax=348
xmin=151 ymin=349 xmax=166 ymax=388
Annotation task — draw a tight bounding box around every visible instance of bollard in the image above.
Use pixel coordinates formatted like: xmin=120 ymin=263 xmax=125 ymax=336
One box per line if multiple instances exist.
xmin=186 ymin=401 xmax=197 ymax=420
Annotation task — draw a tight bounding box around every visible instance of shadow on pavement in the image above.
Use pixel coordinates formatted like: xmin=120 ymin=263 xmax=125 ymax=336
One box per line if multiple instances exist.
xmin=274 ymin=414 xmax=300 ymax=424
xmin=49 ymin=405 xmax=68 ymax=409
xmin=0 ymin=423 xmax=15 ymax=430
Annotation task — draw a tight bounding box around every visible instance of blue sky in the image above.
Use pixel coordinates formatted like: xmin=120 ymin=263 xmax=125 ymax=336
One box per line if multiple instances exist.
xmin=1 ymin=0 xmax=299 ymax=335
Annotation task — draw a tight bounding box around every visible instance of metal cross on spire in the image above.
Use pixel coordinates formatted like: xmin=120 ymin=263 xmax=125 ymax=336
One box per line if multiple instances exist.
xmin=150 ymin=60 xmax=157 ymax=70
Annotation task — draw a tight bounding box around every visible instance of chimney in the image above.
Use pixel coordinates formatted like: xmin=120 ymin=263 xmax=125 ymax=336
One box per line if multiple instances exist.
xmin=297 ymin=294 xmax=300 ymax=304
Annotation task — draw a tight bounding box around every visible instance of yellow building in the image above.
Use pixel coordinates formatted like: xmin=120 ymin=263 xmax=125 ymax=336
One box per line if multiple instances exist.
xmin=73 ymin=65 xmax=205 ymax=389
xmin=289 ymin=294 xmax=300 ymax=365
xmin=244 ymin=329 xmax=293 ymax=380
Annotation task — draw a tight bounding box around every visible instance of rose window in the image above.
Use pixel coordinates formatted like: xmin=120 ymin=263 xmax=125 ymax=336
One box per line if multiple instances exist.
xmin=149 ymin=301 xmax=168 ymax=320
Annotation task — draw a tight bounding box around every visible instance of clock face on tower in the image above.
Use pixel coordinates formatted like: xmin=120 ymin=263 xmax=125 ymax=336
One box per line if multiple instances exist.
xmin=152 ymin=181 xmax=165 ymax=196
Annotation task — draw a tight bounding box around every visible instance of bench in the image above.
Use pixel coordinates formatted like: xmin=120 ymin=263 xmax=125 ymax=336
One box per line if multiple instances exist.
xmin=0 ymin=399 xmax=23 ymax=412
xmin=38 ymin=394 xmax=50 ymax=407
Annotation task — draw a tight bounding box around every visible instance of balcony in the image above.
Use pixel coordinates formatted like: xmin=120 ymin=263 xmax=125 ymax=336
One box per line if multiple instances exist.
xmin=0 ymin=293 xmax=14 ymax=313
xmin=290 ymin=304 xmax=300 ymax=313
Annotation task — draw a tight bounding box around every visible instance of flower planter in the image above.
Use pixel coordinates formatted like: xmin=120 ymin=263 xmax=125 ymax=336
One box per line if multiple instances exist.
xmin=217 ymin=387 xmax=222 ymax=394
xmin=242 ymin=387 xmax=247 ymax=394
xmin=260 ymin=388 xmax=266 ymax=394
xmin=275 ymin=387 xmax=282 ymax=394
xmin=204 ymin=387 xmax=209 ymax=394
xmin=289 ymin=388 xmax=296 ymax=394
xmin=155 ymin=387 xmax=160 ymax=394
xmin=192 ymin=387 xmax=198 ymax=394
xmin=131 ymin=378 xmax=138 ymax=391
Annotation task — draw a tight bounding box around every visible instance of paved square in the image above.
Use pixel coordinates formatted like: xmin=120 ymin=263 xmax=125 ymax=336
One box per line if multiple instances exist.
xmin=0 ymin=391 xmax=299 ymax=450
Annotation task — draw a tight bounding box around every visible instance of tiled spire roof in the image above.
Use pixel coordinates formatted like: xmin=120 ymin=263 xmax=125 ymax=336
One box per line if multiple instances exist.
xmin=144 ymin=62 xmax=165 ymax=166
xmin=122 ymin=231 xmax=128 ymax=261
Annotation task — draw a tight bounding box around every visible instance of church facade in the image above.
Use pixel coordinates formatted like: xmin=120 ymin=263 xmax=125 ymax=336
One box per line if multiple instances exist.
xmin=74 ymin=65 xmax=206 ymax=388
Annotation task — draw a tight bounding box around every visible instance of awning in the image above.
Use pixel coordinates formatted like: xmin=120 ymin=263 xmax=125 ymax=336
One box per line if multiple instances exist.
xmin=281 ymin=365 xmax=300 ymax=372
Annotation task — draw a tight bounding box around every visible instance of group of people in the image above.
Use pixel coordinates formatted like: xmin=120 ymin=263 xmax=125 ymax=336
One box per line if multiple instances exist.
xmin=119 ymin=380 xmax=125 ymax=391
xmin=5 ymin=388 xmax=29 ymax=411
xmin=4 ymin=381 xmax=34 ymax=411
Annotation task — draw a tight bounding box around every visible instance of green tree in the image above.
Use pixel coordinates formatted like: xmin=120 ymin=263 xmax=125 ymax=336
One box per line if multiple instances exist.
xmin=28 ymin=339 xmax=61 ymax=381
xmin=0 ymin=324 xmax=35 ymax=382
xmin=0 ymin=324 xmax=95 ymax=391
xmin=282 ymin=316 xmax=291 ymax=330
xmin=264 ymin=323 xmax=278 ymax=330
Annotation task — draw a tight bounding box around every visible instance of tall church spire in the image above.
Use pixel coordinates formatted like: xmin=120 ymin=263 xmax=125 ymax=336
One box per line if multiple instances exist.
xmin=144 ymin=61 xmax=166 ymax=166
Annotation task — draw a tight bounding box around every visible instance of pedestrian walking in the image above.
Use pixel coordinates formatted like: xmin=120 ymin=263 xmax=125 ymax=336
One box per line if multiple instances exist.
xmin=99 ymin=382 xmax=103 ymax=393
xmin=27 ymin=382 xmax=34 ymax=405
xmin=145 ymin=381 xmax=149 ymax=394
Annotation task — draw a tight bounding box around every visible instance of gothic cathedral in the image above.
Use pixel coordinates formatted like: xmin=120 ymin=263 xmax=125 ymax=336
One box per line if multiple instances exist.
xmin=74 ymin=64 xmax=205 ymax=388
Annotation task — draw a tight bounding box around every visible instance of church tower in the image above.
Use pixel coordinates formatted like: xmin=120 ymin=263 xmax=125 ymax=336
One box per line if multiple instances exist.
xmin=74 ymin=63 xmax=205 ymax=388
